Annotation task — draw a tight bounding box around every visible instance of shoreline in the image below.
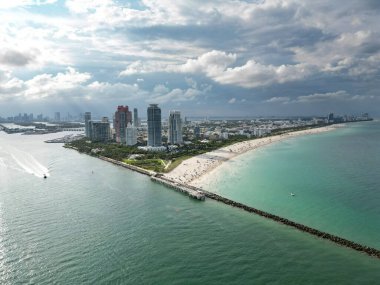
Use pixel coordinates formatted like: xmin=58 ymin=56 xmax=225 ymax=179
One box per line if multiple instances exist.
xmin=163 ymin=124 xmax=342 ymax=188
xmin=63 ymin=123 xmax=380 ymax=259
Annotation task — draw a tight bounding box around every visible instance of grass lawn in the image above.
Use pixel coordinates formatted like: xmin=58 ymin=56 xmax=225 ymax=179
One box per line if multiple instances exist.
xmin=164 ymin=155 xmax=192 ymax=173
xmin=123 ymin=155 xmax=193 ymax=173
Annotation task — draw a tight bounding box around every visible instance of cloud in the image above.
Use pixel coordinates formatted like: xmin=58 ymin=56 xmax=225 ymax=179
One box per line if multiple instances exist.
xmin=0 ymin=67 xmax=213 ymax=105
xmin=265 ymin=96 xmax=290 ymax=103
xmin=178 ymin=51 xmax=315 ymax=88
xmin=0 ymin=67 xmax=91 ymax=100
xmin=119 ymin=60 xmax=170 ymax=76
xmin=0 ymin=49 xmax=38 ymax=67
xmin=185 ymin=77 xmax=197 ymax=89
xmin=120 ymin=50 xmax=314 ymax=88
xmin=213 ymin=60 xmax=313 ymax=88
xmin=228 ymin=98 xmax=236 ymax=104
xmin=149 ymin=83 xmax=212 ymax=104
xmin=296 ymin=90 xmax=351 ymax=103
xmin=0 ymin=0 xmax=57 ymax=9
xmin=24 ymin=67 xmax=91 ymax=99
xmin=178 ymin=50 xmax=237 ymax=76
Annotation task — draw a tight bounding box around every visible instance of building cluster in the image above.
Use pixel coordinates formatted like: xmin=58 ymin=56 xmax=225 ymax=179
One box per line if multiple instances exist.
xmin=179 ymin=112 xmax=373 ymax=142
xmin=0 ymin=112 xmax=88 ymax=123
xmin=84 ymin=104 xmax=184 ymax=150
xmin=1 ymin=108 xmax=373 ymax=149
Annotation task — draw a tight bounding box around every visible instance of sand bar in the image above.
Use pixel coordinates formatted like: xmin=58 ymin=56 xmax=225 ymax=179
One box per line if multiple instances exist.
xmin=163 ymin=125 xmax=342 ymax=188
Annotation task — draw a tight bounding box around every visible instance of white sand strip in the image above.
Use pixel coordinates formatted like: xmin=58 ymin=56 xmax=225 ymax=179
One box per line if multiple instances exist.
xmin=163 ymin=125 xmax=342 ymax=188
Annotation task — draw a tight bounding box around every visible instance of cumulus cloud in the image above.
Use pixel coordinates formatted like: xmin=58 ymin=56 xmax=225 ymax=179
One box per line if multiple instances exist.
xmin=0 ymin=0 xmax=57 ymax=9
xmin=0 ymin=67 xmax=212 ymax=105
xmin=149 ymin=82 xmax=212 ymax=104
xmin=265 ymin=96 xmax=290 ymax=103
xmin=24 ymin=67 xmax=91 ymax=99
xmin=178 ymin=50 xmax=237 ymax=76
xmin=121 ymin=50 xmax=314 ymax=88
xmin=214 ymin=60 xmax=313 ymax=88
xmin=181 ymin=51 xmax=314 ymax=88
xmin=228 ymin=98 xmax=236 ymax=104
xmin=0 ymin=49 xmax=38 ymax=67
xmin=119 ymin=61 xmax=170 ymax=76
xmin=0 ymin=67 xmax=90 ymax=100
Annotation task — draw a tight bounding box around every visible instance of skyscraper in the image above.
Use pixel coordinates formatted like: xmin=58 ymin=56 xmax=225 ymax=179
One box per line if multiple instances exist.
xmin=90 ymin=120 xmax=110 ymax=142
xmin=168 ymin=111 xmax=183 ymax=144
xmin=84 ymin=112 xmax=91 ymax=137
xmin=133 ymin=108 xmax=139 ymax=127
xmin=114 ymin=106 xmax=132 ymax=144
xmin=126 ymin=123 xmax=137 ymax=146
xmin=54 ymin=112 xmax=60 ymax=122
xmin=194 ymin=125 xmax=200 ymax=139
xmin=328 ymin=113 xmax=334 ymax=123
xmin=147 ymin=104 xmax=162 ymax=147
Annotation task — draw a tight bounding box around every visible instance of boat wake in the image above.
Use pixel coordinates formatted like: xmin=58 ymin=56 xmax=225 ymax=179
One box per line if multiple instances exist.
xmin=0 ymin=157 xmax=7 ymax=168
xmin=9 ymin=149 xmax=49 ymax=178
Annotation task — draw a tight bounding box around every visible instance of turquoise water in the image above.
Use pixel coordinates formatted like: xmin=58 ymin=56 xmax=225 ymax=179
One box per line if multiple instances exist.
xmin=205 ymin=121 xmax=380 ymax=249
xmin=0 ymin=126 xmax=380 ymax=284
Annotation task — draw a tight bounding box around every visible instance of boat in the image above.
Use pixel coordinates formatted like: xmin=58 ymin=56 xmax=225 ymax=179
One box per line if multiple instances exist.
xmin=290 ymin=193 xmax=295 ymax=196
xmin=43 ymin=174 xmax=47 ymax=179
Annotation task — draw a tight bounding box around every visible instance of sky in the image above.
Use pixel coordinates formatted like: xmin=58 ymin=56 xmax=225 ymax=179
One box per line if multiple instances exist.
xmin=0 ymin=0 xmax=379 ymax=118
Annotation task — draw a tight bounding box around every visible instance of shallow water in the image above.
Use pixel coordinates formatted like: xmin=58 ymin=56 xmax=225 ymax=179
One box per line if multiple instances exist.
xmin=204 ymin=121 xmax=380 ymax=249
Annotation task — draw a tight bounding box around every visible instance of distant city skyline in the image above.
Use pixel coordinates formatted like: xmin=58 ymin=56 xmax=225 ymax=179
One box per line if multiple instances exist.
xmin=1 ymin=1 xmax=380 ymax=117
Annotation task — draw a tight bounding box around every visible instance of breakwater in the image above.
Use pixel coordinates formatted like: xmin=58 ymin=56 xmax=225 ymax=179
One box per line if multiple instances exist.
xmin=151 ymin=175 xmax=205 ymax=200
xmin=198 ymin=189 xmax=380 ymax=259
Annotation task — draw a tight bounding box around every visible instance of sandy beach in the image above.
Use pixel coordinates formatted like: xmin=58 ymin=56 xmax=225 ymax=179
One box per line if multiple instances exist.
xmin=163 ymin=125 xmax=342 ymax=188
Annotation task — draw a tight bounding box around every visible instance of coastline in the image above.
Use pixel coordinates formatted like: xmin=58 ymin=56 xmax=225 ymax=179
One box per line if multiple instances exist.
xmin=62 ymin=122 xmax=380 ymax=258
xmin=163 ymin=124 xmax=342 ymax=188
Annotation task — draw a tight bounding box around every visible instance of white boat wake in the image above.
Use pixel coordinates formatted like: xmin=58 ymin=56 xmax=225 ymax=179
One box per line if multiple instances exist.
xmin=9 ymin=149 xmax=49 ymax=178
xmin=0 ymin=157 xmax=7 ymax=168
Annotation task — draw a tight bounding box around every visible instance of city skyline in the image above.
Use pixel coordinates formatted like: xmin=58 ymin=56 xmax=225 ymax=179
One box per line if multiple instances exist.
xmin=0 ymin=1 xmax=380 ymax=117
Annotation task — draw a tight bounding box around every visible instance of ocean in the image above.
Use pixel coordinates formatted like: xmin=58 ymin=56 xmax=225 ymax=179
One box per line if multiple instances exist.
xmin=0 ymin=122 xmax=379 ymax=284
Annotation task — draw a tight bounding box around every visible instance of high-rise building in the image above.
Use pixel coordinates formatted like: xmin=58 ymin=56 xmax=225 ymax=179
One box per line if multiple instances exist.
xmin=168 ymin=111 xmax=183 ymax=144
xmin=194 ymin=125 xmax=201 ymax=139
xmin=328 ymin=113 xmax=334 ymax=123
xmin=147 ymin=104 xmax=162 ymax=147
xmin=90 ymin=119 xmax=110 ymax=142
xmin=84 ymin=112 xmax=91 ymax=137
xmin=114 ymin=106 xmax=132 ymax=144
xmin=126 ymin=123 xmax=137 ymax=146
xmin=54 ymin=112 xmax=60 ymax=122
xmin=133 ymin=108 xmax=139 ymax=127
